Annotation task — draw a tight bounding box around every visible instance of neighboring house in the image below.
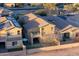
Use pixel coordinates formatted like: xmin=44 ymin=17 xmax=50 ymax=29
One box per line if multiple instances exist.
xmin=23 ymin=13 xmax=59 ymax=46
xmin=23 ymin=13 xmax=79 ymax=46
xmin=18 ymin=13 xmax=38 ymax=25
xmin=0 ymin=16 xmax=23 ymax=49
xmin=59 ymin=15 xmax=79 ymax=42
xmin=63 ymin=3 xmax=74 ymax=11
xmin=4 ymin=3 xmax=15 ymax=8
xmin=44 ymin=15 xmax=79 ymax=43
xmin=0 ymin=7 xmax=13 ymax=16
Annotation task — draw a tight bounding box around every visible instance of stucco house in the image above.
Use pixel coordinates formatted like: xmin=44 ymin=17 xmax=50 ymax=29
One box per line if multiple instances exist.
xmin=23 ymin=13 xmax=60 ymax=46
xmin=23 ymin=13 xmax=79 ymax=46
xmin=59 ymin=15 xmax=79 ymax=42
xmin=0 ymin=16 xmax=23 ymax=49
xmin=43 ymin=15 xmax=79 ymax=43
xmin=4 ymin=3 xmax=15 ymax=8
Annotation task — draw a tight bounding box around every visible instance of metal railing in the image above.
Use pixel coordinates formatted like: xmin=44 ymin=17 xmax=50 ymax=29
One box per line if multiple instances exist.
xmin=7 ymin=35 xmax=22 ymax=41
xmin=0 ymin=35 xmax=7 ymax=42
xmin=0 ymin=35 xmax=22 ymax=41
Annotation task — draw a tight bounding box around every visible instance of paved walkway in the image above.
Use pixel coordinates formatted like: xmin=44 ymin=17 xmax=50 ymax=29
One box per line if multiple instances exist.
xmin=28 ymin=47 xmax=79 ymax=56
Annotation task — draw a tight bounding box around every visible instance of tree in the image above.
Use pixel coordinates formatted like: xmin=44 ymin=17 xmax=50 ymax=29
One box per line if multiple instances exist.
xmin=15 ymin=3 xmax=24 ymax=8
xmin=35 ymin=9 xmax=47 ymax=16
xmin=43 ymin=3 xmax=56 ymax=16
xmin=72 ymin=3 xmax=79 ymax=12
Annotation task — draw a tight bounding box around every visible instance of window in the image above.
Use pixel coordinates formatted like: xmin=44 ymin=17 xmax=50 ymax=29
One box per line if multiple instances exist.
xmin=17 ymin=30 xmax=20 ymax=35
xmin=12 ymin=41 xmax=17 ymax=46
xmin=42 ymin=28 xmax=44 ymax=30
xmin=51 ymin=27 xmax=53 ymax=31
xmin=76 ymin=33 xmax=79 ymax=37
xmin=7 ymin=32 xmax=10 ymax=36
xmin=63 ymin=32 xmax=70 ymax=41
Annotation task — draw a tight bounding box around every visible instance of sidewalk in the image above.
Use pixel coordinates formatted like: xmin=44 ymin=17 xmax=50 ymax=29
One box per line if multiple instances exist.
xmin=27 ymin=42 xmax=79 ymax=55
xmin=0 ymin=49 xmax=26 ymax=56
xmin=29 ymin=46 xmax=79 ymax=56
xmin=0 ymin=46 xmax=27 ymax=56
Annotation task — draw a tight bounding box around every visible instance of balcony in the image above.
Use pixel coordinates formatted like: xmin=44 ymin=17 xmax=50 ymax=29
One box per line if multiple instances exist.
xmin=31 ymin=32 xmax=40 ymax=38
xmin=0 ymin=35 xmax=7 ymax=42
xmin=7 ymin=35 xmax=22 ymax=41
xmin=0 ymin=35 xmax=22 ymax=42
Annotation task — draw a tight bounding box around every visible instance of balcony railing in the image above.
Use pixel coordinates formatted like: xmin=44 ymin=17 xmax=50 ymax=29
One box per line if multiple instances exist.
xmin=0 ymin=35 xmax=7 ymax=42
xmin=7 ymin=35 xmax=22 ymax=41
xmin=31 ymin=33 xmax=40 ymax=37
xmin=0 ymin=35 xmax=22 ymax=41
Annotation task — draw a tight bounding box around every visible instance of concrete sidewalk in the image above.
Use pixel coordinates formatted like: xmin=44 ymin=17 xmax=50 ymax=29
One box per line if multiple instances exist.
xmin=27 ymin=42 xmax=79 ymax=55
xmin=0 ymin=50 xmax=26 ymax=56
xmin=29 ymin=46 xmax=79 ymax=56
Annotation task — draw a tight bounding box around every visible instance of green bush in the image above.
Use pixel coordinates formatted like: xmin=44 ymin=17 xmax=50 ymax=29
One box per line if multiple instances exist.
xmin=8 ymin=47 xmax=23 ymax=52
xmin=35 ymin=9 xmax=47 ymax=16
xmin=26 ymin=44 xmax=42 ymax=49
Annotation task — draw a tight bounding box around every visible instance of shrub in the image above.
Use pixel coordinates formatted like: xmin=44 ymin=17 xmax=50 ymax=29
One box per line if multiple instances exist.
xmin=35 ymin=9 xmax=47 ymax=16
xmin=8 ymin=47 xmax=23 ymax=52
xmin=26 ymin=44 xmax=42 ymax=49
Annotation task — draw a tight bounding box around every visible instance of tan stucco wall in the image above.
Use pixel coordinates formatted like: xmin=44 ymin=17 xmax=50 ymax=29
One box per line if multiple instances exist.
xmin=41 ymin=24 xmax=55 ymax=34
xmin=8 ymin=28 xmax=22 ymax=35
xmin=5 ymin=40 xmax=23 ymax=49
xmin=61 ymin=26 xmax=79 ymax=40
xmin=0 ymin=27 xmax=23 ymax=49
xmin=64 ymin=4 xmax=74 ymax=11
xmin=27 ymin=24 xmax=56 ymax=45
xmin=0 ymin=29 xmax=7 ymax=35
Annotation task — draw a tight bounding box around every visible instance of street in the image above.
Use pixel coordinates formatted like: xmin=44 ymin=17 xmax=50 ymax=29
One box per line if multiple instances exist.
xmin=28 ymin=47 xmax=79 ymax=56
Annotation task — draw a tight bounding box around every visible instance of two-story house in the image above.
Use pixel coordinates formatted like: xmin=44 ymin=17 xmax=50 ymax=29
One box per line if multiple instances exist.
xmin=43 ymin=15 xmax=79 ymax=44
xmin=23 ymin=13 xmax=60 ymax=46
xmin=0 ymin=16 xmax=23 ymax=49
xmin=23 ymin=13 xmax=79 ymax=46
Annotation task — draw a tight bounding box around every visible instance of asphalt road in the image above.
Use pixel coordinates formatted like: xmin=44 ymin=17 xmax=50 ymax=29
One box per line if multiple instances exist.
xmin=28 ymin=47 xmax=79 ymax=56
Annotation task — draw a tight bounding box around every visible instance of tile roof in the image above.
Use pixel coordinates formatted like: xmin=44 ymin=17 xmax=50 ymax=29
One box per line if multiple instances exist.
xmin=40 ymin=16 xmax=69 ymax=29
xmin=7 ymin=17 xmax=21 ymax=28
xmin=23 ymin=17 xmax=48 ymax=30
xmin=42 ymin=14 xmax=79 ymax=29
xmin=0 ymin=16 xmax=21 ymax=30
xmin=24 ymin=13 xmax=79 ymax=30
xmin=0 ymin=23 xmax=4 ymax=29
